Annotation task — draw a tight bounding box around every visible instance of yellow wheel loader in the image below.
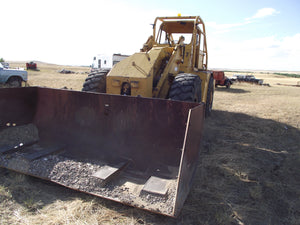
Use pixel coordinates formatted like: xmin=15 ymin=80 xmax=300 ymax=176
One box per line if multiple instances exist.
xmin=0 ymin=16 xmax=213 ymax=217
xmin=83 ymin=16 xmax=214 ymax=116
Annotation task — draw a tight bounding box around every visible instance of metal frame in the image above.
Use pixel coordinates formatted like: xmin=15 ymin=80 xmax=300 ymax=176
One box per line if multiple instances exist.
xmin=153 ymin=16 xmax=208 ymax=70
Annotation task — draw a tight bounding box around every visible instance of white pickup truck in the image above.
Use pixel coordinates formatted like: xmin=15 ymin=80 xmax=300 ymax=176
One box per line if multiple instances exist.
xmin=0 ymin=63 xmax=28 ymax=87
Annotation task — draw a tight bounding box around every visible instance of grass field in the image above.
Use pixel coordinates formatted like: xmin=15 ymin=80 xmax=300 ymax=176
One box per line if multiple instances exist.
xmin=0 ymin=62 xmax=299 ymax=224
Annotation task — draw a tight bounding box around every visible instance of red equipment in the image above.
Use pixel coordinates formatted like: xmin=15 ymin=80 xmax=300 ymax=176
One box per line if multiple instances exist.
xmin=213 ymin=71 xmax=232 ymax=88
xmin=26 ymin=61 xmax=37 ymax=70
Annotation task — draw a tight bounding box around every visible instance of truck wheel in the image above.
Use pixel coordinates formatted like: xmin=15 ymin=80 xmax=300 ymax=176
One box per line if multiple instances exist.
xmin=82 ymin=69 xmax=109 ymax=93
xmin=7 ymin=77 xmax=22 ymax=87
xmin=205 ymin=76 xmax=214 ymax=117
xmin=225 ymin=79 xmax=231 ymax=88
xmin=169 ymin=73 xmax=202 ymax=102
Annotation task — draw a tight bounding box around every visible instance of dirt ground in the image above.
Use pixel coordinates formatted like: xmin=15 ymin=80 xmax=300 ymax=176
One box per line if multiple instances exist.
xmin=0 ymin=62 xmax=299 ymax=225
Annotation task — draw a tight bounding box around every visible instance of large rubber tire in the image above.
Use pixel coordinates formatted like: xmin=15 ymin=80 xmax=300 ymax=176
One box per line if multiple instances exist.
xmin=205 ymin=75 xmax=214 ymax=117
xmin=169 ymin=73 xmax=202 ymax=102
xmin=225 ymin=79 xmax=231 ymax=88
xmin=82 ymin=69 xmax=109 ymax=93
xmin=7 ymin=77 xmax=22 ymax=87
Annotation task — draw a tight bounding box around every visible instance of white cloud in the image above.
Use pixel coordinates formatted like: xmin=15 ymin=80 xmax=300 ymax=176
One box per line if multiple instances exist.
xmin=208 ymin=33 xmax=300 ymax=71
xmin=207 ymin=7 xmax=280 ymax=34
xmin=206 ymin=20 xmax=252 ymax=34
xmin=206 ymin=21 xmax=251 ymax=30
xmin=205 ymin=7 xmax=296 ymax=70
xmin=246 ymin=8 xmax=280 ymax=20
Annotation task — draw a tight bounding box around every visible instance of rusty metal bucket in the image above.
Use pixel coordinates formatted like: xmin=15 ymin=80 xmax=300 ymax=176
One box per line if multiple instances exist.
xmin=0 ymin=87 xmax=204 ymax=217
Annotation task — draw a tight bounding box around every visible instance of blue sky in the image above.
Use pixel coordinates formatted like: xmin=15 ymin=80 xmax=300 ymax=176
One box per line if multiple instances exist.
xmin=1 ymin=0 xmax=300 ymax=71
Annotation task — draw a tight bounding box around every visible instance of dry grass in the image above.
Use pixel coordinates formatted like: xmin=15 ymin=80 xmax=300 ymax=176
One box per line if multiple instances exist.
xmin=213 ymin=81 xmax=300 ymax=128
xmin=0 ymin=62 xmax=299 ymax=225
xmin=7 ymin=61 xmax=90 ymax=90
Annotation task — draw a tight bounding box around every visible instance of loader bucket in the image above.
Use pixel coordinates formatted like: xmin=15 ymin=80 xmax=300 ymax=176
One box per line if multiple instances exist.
xmin=0 ymin=87 xmax=205 ymax=217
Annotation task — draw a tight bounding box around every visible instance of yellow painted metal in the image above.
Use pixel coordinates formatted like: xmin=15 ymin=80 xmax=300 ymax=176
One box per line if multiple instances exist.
xmin=107 ymin=47 xmax=173 ymax=97
xmin=154 ymin=45 xmax=183 ymax=98
xmin=197 ymin=71 xmax=211 ymax=102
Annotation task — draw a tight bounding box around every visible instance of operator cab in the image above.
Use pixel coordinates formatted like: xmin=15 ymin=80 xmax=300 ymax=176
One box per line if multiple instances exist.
xmin=155 ymin=21 xmax=194 ymax=46
xmin=153 ymin=16 xmax=207 ymax=70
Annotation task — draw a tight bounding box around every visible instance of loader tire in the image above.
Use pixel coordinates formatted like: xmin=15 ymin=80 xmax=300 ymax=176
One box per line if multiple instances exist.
xmin=82 ymin=69 xmax=109 ymax=93
xmin=205 ymin=75 xmax=214 ymax=117
xmin=169 ymin=73 xmax=202 ymax=102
